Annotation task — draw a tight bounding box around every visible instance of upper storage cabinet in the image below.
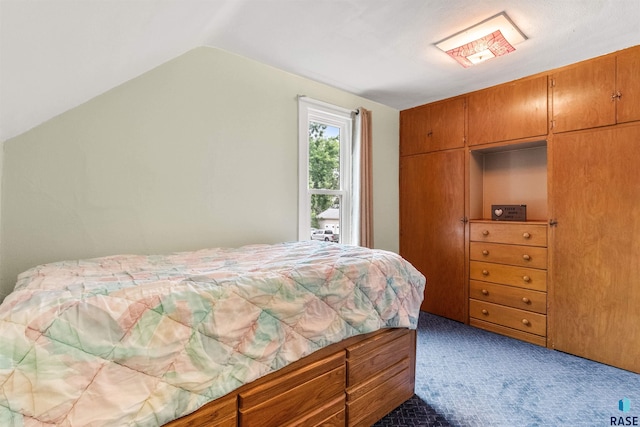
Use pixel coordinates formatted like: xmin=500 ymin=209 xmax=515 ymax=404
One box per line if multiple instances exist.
xmin=616 ymin=46 xmax=640 ymax=124
xmin=400 ymin=97 xmax=465 ymax=155
xmin=467 ymin=75 xmax=548 ymax=146
xmin=551 ymin=45 xmax=640 ymax=133
xmin=550 ymin=55 xmax=616 ymax=132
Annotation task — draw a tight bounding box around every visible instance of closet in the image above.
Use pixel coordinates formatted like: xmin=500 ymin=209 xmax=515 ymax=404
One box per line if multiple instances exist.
xmin=399 ymin=44 xmax=640 ymax=373
xmin=399 ymin=97 xmax=466 ymax=322
xmin=549 ymin=123 xmax=640 ymax=373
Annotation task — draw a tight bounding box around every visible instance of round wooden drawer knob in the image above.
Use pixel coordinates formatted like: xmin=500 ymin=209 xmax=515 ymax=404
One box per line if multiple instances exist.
xmin=523 ymin=275 xmax=531 ymax=282
xmin=522 ymin=254 xmax=531 ymax=261
xmin=482 ymin=250 xmax=489 ymax=256
xmin=482 ymin=309 xmax=489 ymax=315
xmin=523 ymin=232 xmax=531 ymax=239
xmin=482 ymin=289 xmax=489 ymax=295
xmin=482 ymin=270 xmax=489 ymax=276
xmin=482 ymin=230 xmax=490 ymax=236
xmin=522 ymin=319 xmax=530 ymax=325
xmin=522 ymin=297 xmax=530 ymax=304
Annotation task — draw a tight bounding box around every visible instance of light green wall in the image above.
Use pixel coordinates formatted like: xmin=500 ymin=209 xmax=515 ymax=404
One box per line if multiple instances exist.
xmin=0 ymin=47 xmax=400 ymax=301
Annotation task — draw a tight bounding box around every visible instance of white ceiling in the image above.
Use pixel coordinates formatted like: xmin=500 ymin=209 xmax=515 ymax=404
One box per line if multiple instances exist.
xmin=1 ymin=0 xmax=639 ymax=142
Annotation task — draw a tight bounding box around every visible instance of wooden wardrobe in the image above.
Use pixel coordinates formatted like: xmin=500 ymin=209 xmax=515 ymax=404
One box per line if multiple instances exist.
xmin=399 ymin=44 xmax=640 ymax=373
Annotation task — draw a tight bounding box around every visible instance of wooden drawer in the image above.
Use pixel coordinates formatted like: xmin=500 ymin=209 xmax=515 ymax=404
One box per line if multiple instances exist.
xmin=470 ymin=222 xmax=547 ymax=247
xmin=346 ymin=329 xmax=415 ymax=427
xmin=470 ymin=299 xmax=547 ymax=336
xmin=346 ymin=328 xmax=411 ymax=386
xmin=470 ymin=242 xmax=547 ymax=269
xmin=346 ymin=360 xmax=413 ymax=427
xmin=470 ymin=280 xmax=546 ymax=314
xmin=470 ymin=318 xmax=547 ymax=347
xmin=239 ymin=352 xmax=345 ymax=427
xmin=469 ymin=261 xmax=547 ymax=291
xmin=314 ymin=407 xmax=346 ymax=427
xmin=164 ymin=393 xmax=237 ymax=427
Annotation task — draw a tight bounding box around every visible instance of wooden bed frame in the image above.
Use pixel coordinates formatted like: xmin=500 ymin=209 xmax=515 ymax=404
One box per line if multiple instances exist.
xmin=164 ymin=327 xmax=417 ymax=427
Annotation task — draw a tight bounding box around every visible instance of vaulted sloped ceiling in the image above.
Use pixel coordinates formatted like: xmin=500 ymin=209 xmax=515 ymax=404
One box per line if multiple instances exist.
xmin=1 ymin=0 xmax=639 ymax=142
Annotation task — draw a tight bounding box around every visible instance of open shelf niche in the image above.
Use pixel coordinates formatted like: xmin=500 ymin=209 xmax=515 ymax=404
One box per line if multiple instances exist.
xmin=469 ymin=141 xmax=548 ymax=222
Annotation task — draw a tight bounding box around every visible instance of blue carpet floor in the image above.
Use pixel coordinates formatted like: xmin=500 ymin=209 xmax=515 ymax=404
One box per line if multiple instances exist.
xmin=375 ymin=312 xmax=640 ymax=427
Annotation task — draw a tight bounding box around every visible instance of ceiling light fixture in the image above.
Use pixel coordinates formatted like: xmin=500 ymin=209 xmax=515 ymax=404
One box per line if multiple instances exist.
xmin=435 ymin=12 xmax=527 ymax=68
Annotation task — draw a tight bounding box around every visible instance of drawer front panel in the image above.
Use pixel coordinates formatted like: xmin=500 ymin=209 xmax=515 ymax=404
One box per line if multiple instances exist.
xmin=469 ymin=280 xmax=547 ymax=314
xmin=346 ymin=328 xmax=409 ymax=361
xmin=470 ymin=318 xmax=547 ymax=347
xmin=470 ymin=222 xmax=547 ymax=246
xmin=469 ymin=261 xmax=547 ymax=291
xmin=312 ymin=406 xmax=345 ymax=427
xmin=164 ymin=393 xmax=236 ymax=427
xmin=346 ymin=364 xmax=414 ymax=427
xmin=347 ymin=330 xmax=410 ymax=387
xmin=239 ymin=352 xmax=344 ymax=408
xmin=470 ymin=300 xmax=547 ymax=336
xmin=239 ymin=365 xmax=345 ymax=427
xmin=470 ymin=242 xmax=548 ymax=269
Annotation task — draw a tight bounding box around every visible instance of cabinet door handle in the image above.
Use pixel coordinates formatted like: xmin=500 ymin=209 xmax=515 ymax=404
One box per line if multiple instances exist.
xmin=523 ymin=275 xmax=531 ymax=282
xmin=522 ymin=254 xmax=531 ymax=261
xmin=482 ymin=250 xmax=489 ymax=256
xmin=482 ymin=270 xmax=489 ymax=276
xmin=481 ymin=289 xmax=489 ymax=295
xmin=481 ymin=309 xmax=489 ymax=315
xmin=522 ymin=232 xmax=531 ymax=239
xmin=522 ymin=319 xmax=530 ymax=326
xmin=522 ymin=297 xmax=531 ymax=304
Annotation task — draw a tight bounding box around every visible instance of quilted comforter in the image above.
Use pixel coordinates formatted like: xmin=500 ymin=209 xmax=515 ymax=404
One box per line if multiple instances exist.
xmin=0 ymin=241 xmax=425 ymax=426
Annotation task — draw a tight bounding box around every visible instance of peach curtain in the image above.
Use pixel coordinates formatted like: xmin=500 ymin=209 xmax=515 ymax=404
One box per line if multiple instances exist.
xmin=358 ymin=108 xmax=373 ymax=248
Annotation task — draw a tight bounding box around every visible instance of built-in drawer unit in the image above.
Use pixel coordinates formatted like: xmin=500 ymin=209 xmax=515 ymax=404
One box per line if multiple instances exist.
xmin=469 ymin=221 xmax=548 ymax=346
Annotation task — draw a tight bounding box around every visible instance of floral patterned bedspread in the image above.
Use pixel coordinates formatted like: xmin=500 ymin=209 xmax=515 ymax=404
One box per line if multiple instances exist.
xmin=0 ymin=241 xmax=425 ymax=426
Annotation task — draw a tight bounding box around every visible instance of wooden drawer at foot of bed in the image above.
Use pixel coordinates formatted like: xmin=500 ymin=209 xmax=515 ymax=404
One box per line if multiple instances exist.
xmin=346 ymin=329 xmax=417 ymax=427
xmin=163 ymin=393 xmax=236 ymax=427
xmin=238 ymin=351 xmax=346 ymax=427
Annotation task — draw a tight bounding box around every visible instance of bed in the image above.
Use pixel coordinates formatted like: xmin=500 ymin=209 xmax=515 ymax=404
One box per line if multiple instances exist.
xmin=0 ymin=241 xmax=425 ymax=426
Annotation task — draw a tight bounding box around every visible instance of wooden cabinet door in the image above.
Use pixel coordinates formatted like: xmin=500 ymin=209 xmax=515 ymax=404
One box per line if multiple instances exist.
xmin=429 ymin=97 xmax=465 ymax=151
xmin=468 ymin=75 xmax=548 ymax=146
xmin=550 ymin=123 xmax=640 ymax=373
xmin=400 ymin=105 xmax=430 ymax=156
xmin=551 ymin=55 xmax=616 ymax=133
xmin=400 ymin=98 xmax=465 ymax=155
xmin=616 ymin=46 xmax=640 ymax=124
xmin=400 ymin=150 xmax=466 ymax=322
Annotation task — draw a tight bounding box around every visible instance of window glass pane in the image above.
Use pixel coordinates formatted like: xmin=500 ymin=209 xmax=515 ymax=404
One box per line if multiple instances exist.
xmin=310 ymin=194 xmax=340 ymax=243
xmin=308 ymin=122 xmax=340 ymax=191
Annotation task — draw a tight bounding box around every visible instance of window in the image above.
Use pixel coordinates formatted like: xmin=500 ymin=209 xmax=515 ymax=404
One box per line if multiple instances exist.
xmin=298 ymin=97 xmax=354 ymax=244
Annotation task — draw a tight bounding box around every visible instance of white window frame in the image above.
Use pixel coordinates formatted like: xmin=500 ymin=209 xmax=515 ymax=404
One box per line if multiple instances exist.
xmin=298 ymin=97 xmax=354 ymax=244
